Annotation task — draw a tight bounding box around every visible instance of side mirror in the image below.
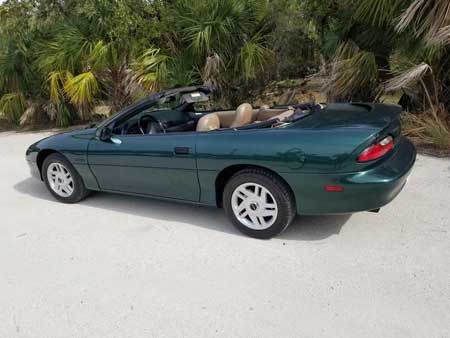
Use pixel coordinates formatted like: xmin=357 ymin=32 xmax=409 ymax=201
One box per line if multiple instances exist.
xmin=98 ymin=127 xmax=112 ymax=141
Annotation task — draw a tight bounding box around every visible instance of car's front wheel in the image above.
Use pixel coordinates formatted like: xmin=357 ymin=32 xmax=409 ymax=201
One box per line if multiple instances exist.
xmin=223 ymin=168 xmax=296 ymax=239
xmin=42 ymin=153 xmax=89 ymax=203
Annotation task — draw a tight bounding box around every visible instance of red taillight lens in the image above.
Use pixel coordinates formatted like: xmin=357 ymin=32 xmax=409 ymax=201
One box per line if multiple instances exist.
xmin=357 ymin=136 xmax=394 ymax=162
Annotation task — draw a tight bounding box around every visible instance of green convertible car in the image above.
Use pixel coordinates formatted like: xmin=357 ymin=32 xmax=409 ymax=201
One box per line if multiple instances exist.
xmin=26 ymin=85 xmax=416 ymax=238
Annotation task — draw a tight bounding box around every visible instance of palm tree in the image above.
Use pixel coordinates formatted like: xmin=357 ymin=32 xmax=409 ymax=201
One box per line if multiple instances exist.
xmin=397 ymin=0 xmax=450 ymax=46
xmin=324 ymin=0 xmax=450 ymax=146
xmin=162 ymin=0 xmax=273 ymax=104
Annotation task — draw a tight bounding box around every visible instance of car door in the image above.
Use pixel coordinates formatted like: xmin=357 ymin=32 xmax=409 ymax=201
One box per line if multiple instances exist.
xmin=87 ymin=132 xmax=200 ymax=202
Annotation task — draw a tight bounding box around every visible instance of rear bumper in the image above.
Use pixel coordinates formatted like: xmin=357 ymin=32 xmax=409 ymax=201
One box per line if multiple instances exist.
xmin=282 ymin=136 xmax=416 ymax=214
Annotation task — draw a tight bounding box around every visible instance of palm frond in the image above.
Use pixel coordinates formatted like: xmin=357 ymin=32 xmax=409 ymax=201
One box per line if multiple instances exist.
xmin=48 ymin=71 xmax=68 ymax=103
xmin=327 ymin=41 xmax=379 ymax=98
xmin=385 ymin=62 xmax=431 ymax=91
xmin=64 ymin=71 xmax=99 ymax=120
xmin=165 ymin=56 xmax=200 ymax=88
xmin=175 ymin=0 xmax=251 ymax=59
xmin=0 ymin=35 xmax=31 ymax=93
xmin=88 ymin=40 xmax=110 ymax=71
xmin=0 ymin=92 xmax=26 ymax=123
xmin=133 ymin=48 xmax=169 ymax=92
xmin=64 ymin=71 xmax=99 ymax=106
xmin=353 ymin=0 xmax=401 ymax=27
xmin=429 ymin=25 xmax=450 ymax=46
xmin=237 ymin=35 xmax=272 ymax=80
xmin=397 ymin=0 xmax=450 ymax=46
xmin=37 ymin=24 xmax=96 ymax=74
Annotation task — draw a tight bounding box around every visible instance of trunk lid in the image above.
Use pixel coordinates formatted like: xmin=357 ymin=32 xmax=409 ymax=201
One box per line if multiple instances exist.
xmin=296 ymin=103 xmax=401 ymax=131
xmin=290 ymin=103 xmax=403 ymax=172
xmin=293 ymin=102 xmax=402 ymax=143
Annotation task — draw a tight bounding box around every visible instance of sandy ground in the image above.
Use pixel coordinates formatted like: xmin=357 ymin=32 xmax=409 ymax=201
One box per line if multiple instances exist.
xmin=0 ymin=130 xmax=449 ymax=338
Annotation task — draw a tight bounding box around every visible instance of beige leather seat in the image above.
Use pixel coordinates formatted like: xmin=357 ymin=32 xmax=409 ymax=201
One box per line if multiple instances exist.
xmin=196 ymin=113 xmax=220 ymax=132
xmin=196 ymin=103 xmax=254 ymax=131
xmin=230 ymin=103 xmax=253 ymax=128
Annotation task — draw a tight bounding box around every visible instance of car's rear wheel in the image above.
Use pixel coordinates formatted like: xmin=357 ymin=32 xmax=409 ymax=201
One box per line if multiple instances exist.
xmin=42 ymin=153 xmax=89 ymax=203
xmin=223 ymin=168 xmax=296 ymax=239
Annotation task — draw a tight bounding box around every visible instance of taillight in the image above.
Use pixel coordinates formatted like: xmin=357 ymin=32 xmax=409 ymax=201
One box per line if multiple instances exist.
xmin=357 ymin=136 xmax=394 ymax=162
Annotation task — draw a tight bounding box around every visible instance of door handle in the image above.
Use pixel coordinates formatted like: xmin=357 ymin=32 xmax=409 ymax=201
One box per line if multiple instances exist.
xmin=174 ymin=147 xmax=191 ymax=155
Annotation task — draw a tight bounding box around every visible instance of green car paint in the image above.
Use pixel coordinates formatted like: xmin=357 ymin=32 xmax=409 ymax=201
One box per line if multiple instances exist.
xmin=26 ymin=89 xmax=416 ymax=215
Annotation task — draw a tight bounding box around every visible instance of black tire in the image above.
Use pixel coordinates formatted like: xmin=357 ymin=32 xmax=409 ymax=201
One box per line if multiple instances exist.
xmin=42 ymin=153 xmax=90 ymax=203
xmin=223 ymin=168 xmax=296 ymax=239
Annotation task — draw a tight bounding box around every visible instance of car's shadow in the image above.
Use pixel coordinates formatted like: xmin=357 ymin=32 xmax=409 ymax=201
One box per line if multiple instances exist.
xmin=14 ymin=177 xmax=351 ymax=241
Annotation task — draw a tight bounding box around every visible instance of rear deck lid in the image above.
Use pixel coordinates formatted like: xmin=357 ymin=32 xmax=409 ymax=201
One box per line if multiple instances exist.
xmin=289 ymin=103 xmax=403 ymax=171
xmin=295 ymin=103 xmax=401 ymax=130
xmin=293 ymin=102 xmax=402 ymax=148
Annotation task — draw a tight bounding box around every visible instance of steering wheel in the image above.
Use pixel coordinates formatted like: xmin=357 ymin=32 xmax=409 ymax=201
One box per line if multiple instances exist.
xmin=138 ymin=114 xmax=166 ymax=134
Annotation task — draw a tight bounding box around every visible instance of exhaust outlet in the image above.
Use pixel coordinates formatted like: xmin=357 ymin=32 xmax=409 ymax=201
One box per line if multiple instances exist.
xmin=369 ymin=208 xmax=380 ymax=213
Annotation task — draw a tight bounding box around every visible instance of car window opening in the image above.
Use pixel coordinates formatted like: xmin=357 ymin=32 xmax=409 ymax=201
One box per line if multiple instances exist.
xmin=109 ymin=88 xmax=322 ymax=136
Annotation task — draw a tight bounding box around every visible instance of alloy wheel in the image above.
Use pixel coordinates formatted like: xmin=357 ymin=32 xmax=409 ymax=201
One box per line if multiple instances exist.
xmin=231 ymin=183 xmax=278 ymax=230
xmin=46 ymin=162 xmax=74 ymax=198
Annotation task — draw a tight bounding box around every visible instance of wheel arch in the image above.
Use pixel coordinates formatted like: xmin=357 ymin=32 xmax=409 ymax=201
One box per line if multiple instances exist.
xmin=215 ymin=164 xmax=295 ymax=208
xmin=36 ymin=149 xmax=64 ymax=179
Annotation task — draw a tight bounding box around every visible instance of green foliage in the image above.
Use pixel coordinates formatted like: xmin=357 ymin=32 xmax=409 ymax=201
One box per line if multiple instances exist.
xmin=161 ymin=0 xmax=279 ymax=103
xmin=353 ymin=0 xmax=406 ymax=28
xmin=0 ymin=0 xmax=448 ymax=150
xmin=64 ymin=71 xmax=99 ymax=107
xmin=48 ymin=71 xmax=67 ymax=103
xmin=0 ymin=0 xmax=324 ymax=123
xmin=404 ymin=113 xmax=450 ymax=148
xmin=238 ymin=35 xmax=273 ymax=81
xmin=0 ymin=93 xmax=26 ymax=123
xmin=54 ymin=103 xmax=73 ymax=128
xmin=133 ymin=48 xmax=170 ymax=92
xmin=328 ymin=43 xmax=379 ymax=100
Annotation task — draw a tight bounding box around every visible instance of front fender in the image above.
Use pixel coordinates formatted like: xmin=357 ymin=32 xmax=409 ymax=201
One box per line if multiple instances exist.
xmin=25 ymin=128 xmax=100 ymax=190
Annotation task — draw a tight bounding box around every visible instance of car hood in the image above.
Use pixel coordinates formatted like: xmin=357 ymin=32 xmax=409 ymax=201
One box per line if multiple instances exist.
xmin=52 ymin=127 xmax=98 ymax=139
xmin=27 ymin=127 xmax=97 ymax=154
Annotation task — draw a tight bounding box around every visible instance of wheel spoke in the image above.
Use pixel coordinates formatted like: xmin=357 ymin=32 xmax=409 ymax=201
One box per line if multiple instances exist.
xmin=254 ymin=185 xmax=261 ymax=197
xmin=236 ymin=190 xmax=248 ymax=199
xmin=65 ymin=184 xmax=74 ymax=194
xmin=235 ymin=202 xmax=246 ymax=213
xmin=257 ymin=216 xmax=268 ymax=227
xmin=249 ymin=214 xmax=259 ymax=226
xmin=263 ymin=190 xmax=270 ymax=203
xmin=240 ymin=210 xmax=248 ymax=218
xmin=260 ymin=208 xmax=277 ymax=217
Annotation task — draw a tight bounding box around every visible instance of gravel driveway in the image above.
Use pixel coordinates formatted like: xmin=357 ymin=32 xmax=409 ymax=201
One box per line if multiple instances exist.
xmin=1 ymin=130 xmax=449 ymax=338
